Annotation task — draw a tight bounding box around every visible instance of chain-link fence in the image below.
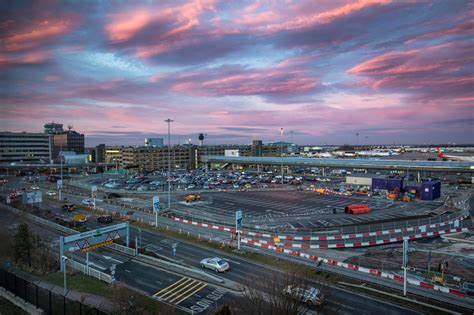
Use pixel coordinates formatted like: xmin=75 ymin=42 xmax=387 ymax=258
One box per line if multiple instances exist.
xmin=0 ymin=268 xmax=108 ymax=315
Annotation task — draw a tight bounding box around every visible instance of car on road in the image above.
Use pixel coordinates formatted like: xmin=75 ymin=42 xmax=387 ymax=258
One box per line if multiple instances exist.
xmin=82 ymin=198 xmax=95 ymax=206
xmin=62 ymin=203 xmax=76 ymax=212
xmin=46 ymin=191 xmax=57 ymax=196
xmin=8 ymin=191 xmax=19 ymax=198
xmin=30 ymin=185 xmax=40 ymax=190
xmin=200 ymin=257 xmax=230 ymax=272
xmin=283 ymin=285 xmax=324 ymax=307
xmin=97 ymin=215 xmax=113 ymax=224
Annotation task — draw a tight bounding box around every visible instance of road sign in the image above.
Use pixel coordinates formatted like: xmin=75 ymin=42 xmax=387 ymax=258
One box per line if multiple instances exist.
xmin=402 ymin=239 xmax=408 ymax=267
xmin=22 ymin=191 xmax=42 ymax=204
xmin=63 ymin=222 xmax=128 ymax=253
xmin=235 ymin=210 xmax=243 ymax=229
xmin=111 ymin=264 xmax=116 ymax=281
xmin=91 ymin=185 xmax=97 ymax=197
xmin=153 ymin=196 xmax=160 ymax=212
xmin=57 ymin=180 xmax=63 ymax=189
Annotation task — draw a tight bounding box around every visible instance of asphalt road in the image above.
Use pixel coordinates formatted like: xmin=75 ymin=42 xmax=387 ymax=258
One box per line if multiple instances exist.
xmin=0 ymin=177 xmax=428 ymax=314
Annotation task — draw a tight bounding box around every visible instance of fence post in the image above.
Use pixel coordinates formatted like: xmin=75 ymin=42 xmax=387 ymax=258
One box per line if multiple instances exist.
xmin=36 ymin=284 xmax=38 ymax=308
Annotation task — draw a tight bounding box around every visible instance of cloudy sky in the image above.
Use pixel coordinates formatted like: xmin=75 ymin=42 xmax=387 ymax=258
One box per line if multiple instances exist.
xmin=1 ymin=0 xmax=473 ymax=146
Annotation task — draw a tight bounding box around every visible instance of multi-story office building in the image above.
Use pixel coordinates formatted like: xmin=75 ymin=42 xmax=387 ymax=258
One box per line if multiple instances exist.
xmin=52 ymin=129 xmax=85 ymax=158
xmin=95 ymin=144 xmax=105 ymax=163
xmin=0 ymin=132 xmax=52 ymax=163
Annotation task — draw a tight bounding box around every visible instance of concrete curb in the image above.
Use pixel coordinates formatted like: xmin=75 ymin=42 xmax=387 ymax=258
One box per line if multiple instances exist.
xmin=0 ymin=287 xmax=44 ymax=315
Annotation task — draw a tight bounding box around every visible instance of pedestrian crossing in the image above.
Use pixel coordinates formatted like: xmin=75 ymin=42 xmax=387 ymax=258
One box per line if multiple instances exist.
xmin=153 ymin=277 xmax=207 ymax=306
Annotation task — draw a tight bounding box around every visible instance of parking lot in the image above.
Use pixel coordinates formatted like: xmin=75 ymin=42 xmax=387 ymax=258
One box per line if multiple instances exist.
xmin=174 ymin=190 xmax=443 ymax=229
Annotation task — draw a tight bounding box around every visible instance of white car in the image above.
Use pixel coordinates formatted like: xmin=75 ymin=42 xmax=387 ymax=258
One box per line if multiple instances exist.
xmin=31 ymin=185 xmax=40 ymax=190
xmin=82 ymin=198 xmax=94 ymax=206
xmin=200 ymin=257 xmax=230 ymax=272
xmin=46 ymin=191 xmax=57 ymax=196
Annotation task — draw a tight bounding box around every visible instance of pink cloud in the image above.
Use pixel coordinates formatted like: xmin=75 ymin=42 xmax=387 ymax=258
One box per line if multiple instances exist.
xmin=2 ymin=16 xmax=79 ymax=52
xmin=105 ymin=0 xmax=218 ymax=48
xmin=238 ymin=0 xmax=390 ymax=33
xmin=45 ymin=75 xmax=60 ymax=82
xmin=0 ymin=50 xmax=50 ymax=67
xmin=347 ymin=42 xmax=474 ymax=101
xmin=172 ymin=57 xmax=321 ymax=98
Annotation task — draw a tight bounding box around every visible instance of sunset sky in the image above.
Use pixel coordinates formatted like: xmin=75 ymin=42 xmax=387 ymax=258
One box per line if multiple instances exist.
xmin=1 ymin=0 xmax=473 ymax=146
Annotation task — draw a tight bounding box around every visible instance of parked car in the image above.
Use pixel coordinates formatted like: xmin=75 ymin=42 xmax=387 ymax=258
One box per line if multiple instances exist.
xmin=461 ymin=281 xmax=474 ymax=296
xmin=283 ymin=285 xmax=324 ymax=307
xmin=82 ymin=198 xmax=94 ymax=206
xmin=46 ymin=190 xmax=57 ymax=196
xmin=97 ymin=215 xmax=113 ymax=224
xmin=30 ymin=185 xmax=40 ymax=190
xmin=200 ymin=257 xmax=229 ymax=272
xmin=62 ymin=203 xmax=76 ymax=212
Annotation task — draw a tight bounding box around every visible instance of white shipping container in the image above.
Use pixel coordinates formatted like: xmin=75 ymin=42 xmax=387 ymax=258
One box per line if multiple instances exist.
xmin=346 ymin=176 xmax=372 ymax=186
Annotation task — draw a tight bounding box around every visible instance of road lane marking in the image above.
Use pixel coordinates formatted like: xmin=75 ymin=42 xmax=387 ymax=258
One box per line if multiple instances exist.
xmin=222 ymin=258 xmax=240 ymax=265
xmin=102 ymin=255 xmax=124 ymax=264
xmin=173 ymin=282 xmax=208 ymax=305
xmin=154 ymin=277 xmax=190 ymax=297
xmin=160 ymin=279 xmax=197 ymax=301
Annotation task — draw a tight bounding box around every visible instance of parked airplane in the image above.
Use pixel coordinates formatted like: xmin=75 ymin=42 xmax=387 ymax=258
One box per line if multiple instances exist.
xmin=356 ymin=150 xmax=398 ymax=157
xmin=438 ymin=148 xmax=474 ymax=162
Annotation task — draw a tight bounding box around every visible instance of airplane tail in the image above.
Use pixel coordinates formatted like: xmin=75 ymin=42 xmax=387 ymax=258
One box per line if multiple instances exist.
xmin=437 ymin=147 xmax=445 ymax=158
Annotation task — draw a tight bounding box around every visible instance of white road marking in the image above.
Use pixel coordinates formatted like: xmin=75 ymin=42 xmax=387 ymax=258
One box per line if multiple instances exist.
xmin=222 ymin=258 xmax=241 ymax=265
xmin=102 ymin=255 xmax=124 ymax=264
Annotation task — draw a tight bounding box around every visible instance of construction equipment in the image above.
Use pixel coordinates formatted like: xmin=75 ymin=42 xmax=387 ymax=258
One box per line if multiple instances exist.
xmin=185 ymin=194 xmax=201 ymax=203
xmin=73 ymin=213 xmax=87 ymax=223
xmin=432 ymin=261 xmax=448 ymax=286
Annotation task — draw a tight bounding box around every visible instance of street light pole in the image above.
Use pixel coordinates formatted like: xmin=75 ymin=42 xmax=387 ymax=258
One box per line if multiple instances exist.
xmin=165 ymin=119 xmax=174 ymax=210
xmin=280 ymin=128 xmax=284 ymax=185
xmin=356 ymin=132 xmax=359 ymax=150
xmin=62 ymin=255 xmax=68 ymax=295
xmin=59 ymin=142 xmax=63 ymax=200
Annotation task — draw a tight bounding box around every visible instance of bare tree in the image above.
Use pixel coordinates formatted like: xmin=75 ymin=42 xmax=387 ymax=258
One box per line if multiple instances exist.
xmin=227 ymin=264 xmax=336 ymax=315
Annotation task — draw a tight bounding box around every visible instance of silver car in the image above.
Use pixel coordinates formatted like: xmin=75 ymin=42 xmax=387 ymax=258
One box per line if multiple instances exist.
xmin=200 ymin=257 xmax=229 ymax=272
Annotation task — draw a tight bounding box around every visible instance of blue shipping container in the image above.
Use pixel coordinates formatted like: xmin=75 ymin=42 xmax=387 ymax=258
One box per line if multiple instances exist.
xmin=387 ymin=178 xmax=404 ymax=192
xmin=372 ymin=177 xmax=387 ymax=190
xmin=420 ymin=181 xmax=441 ymax=200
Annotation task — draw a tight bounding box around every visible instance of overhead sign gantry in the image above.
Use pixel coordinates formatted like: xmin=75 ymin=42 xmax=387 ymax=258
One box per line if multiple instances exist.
xmin=59 ymin=222 xmax=130 ymax=271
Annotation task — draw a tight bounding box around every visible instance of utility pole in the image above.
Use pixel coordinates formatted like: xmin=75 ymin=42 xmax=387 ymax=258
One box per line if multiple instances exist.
xmin=165 ymin=119 xmax=174 ymax=210
xmin=356 ymin=132 xmax=359 ymax=150
xmin=280 ymin=128 xmax=284 ymax=185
